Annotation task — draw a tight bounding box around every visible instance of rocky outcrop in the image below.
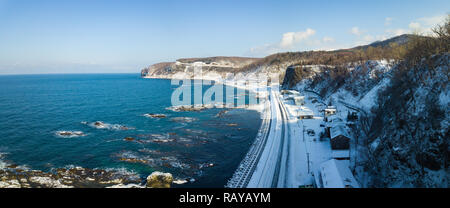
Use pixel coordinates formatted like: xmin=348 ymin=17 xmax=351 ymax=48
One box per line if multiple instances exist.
xmin=0 ymin=165 xmax=141 ymax=188
xmin=146 ymin=171 xmax=173 ymax=188
xmin=143 ymin=113 xmax=167 ymax=118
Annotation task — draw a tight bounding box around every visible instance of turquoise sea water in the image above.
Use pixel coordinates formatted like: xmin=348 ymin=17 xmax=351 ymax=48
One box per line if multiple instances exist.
xmin=0 ymin=74 xmax=261 ymax=187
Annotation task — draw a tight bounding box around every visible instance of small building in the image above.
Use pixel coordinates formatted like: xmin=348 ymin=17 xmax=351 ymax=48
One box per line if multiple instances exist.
xmin=318 ymin=159 xmax=360 ymax=188
xmin=285 ymin=96 xmax=295 ymax=105
xmin=281 ymin=90 xmax=300 ymax=96
xmin=293 ymin=96 xmax=305 ymax=106
xmin=325 ymin=114 xmax=343 ymax=123
xmin=298 ymin=109 xmax=314 ymax=119
xmin=281 ymin=90 xmax=290 ymax=95
xmin=324 ymin=106 xmax=337 ymax=117
xmin=330 ymin=124 xmax=351 ymax=150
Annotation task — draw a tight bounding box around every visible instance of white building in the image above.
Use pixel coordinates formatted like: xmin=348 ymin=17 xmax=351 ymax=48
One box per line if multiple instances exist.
xmin=317 ymin=159 xmax=360 ymax=188
xmin=281 ymin=90 xmax=301 ymax=96
xmin=297 ymin=108 xmax=314 ymax=119
xmin=293 ymin=96 xmax=305 ymax=106
xmin=324 ymin=107 xmax=337 ymax=117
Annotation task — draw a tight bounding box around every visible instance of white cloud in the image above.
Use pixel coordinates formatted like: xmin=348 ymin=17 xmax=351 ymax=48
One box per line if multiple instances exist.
xmin=409 ymin=22 xmax=422 ymax=31
xmin=418 ymin=15 xmax=447 ymax=26
xmin=376 ymin=14 xmax=447 ymax=45
xmin=322 ymin=36 xmax=335 ymax=43
xmin=406 ymin=15 xmax=447 ymax=34
xmin=280 ymin=28 xmax=316 ymax=48
xmin=350 ymin=26 xmax=376 ymax=45
xmin=385 ymin=28 xmax=408 ymax=36
xmin=248 ymin=14 xmax=448 ymax=56
xmin=248 ymin=28 xmax=340 ymax=56
xmin=363 ymin=35 xmax=375 ymax=42
xmin=385 ymin=17 xmax=393 ymax=26
xmin=351 ymin=27 xmax=363 ymax=36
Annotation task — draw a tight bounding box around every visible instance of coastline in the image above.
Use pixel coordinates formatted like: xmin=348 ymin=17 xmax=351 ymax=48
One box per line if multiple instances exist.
xmin=0 ymin=75 xmax=267 ymax=188
xmin=142 ymin=76 xmax=273 ymax=188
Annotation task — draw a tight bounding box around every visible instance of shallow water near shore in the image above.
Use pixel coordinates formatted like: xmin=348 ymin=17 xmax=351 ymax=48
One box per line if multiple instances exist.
xmin=0 ymin=74 xmax=262 ymax=187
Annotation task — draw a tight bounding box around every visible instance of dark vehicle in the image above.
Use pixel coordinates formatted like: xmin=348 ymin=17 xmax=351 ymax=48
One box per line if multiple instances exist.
xmin=307 ymin=129 xmax=315 ymax=136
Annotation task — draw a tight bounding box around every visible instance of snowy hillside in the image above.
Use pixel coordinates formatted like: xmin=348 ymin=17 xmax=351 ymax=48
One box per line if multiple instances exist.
xmin=366 ymin=54 xmax=449 ymax=187
xmin=285 ymin=54 xmax=449 ymax=187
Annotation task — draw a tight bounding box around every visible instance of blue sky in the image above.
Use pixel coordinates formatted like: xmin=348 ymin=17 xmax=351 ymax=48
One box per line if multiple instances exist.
xmin=0 ymin=0 xmax=448 ymax=74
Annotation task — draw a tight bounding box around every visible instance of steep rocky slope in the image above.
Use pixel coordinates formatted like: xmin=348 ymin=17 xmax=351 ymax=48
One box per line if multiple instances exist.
xmin=285 ymin=54 xmax=448 ymax=187
xmin=366 ymin=54 xmax=448 ymax=187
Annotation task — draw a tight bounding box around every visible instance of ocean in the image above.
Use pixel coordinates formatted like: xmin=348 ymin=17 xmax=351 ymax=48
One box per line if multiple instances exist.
xmin=0 ymin=74 xmax=261 ymax=187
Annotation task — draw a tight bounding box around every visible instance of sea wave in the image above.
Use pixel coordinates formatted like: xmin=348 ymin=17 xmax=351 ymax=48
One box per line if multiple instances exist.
xmin=116 ymin=151 xmax=192 ymax=171
xmin=55 ymin=131 xmax=87 ymax=138
xmin=82 ymin=121 xmax=135 ymax=131
xmin=0 ymin=152 xmax=8 ymax=169
xmin=170 ymin=117 xmax=198 ymax=123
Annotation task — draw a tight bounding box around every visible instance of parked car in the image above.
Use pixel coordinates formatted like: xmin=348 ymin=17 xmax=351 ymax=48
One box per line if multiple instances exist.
xmin=307 ymin=129 xmax=315 ymax=136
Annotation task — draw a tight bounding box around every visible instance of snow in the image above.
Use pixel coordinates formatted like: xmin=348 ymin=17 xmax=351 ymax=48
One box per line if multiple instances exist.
xmin=232 ymin=60 xmax=397 ymax=188
xmin=247 ymin=87 xmax=286 ymax=188
xmin=438 ymin=90 xmax=449 ymax=107
xmin=330 ymin=124 xmax=351 ymax=140
xmin=234 ymin=84 xmax=329 ymax=188
xmin=106 ymin=183 xmax=144 ymax=188
xmin=319 ymin=159 xmax=360 ymax=188
xmin=280 ymin=90 xmax=335 ymax=187
xmin=370 ymin=138 xmax=380 ymax=152
xmin=359 ymin=77 xmax=390 ymax=111
xmin=332 ymin=150 xmax=350 ymax=159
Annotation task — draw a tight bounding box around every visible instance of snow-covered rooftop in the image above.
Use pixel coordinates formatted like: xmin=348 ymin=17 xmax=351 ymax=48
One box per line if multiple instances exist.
xmin=319 ymin=159 xmax=360 ymax=188
xmin=297 ymin=109 xmax=314 ymax=116
xmin=327 ymin=114 xmax=343 ymax=122
xmin=332 ymin=150 xmax=350 ymax=159
xmin=330 ymin=124 xmax=351 ymax=140
xmin=282 ymin=90 xmax=301 ymax=95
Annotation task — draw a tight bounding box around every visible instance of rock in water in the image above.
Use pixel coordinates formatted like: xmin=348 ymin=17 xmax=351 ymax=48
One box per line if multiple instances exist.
xmin=143 ymin=113 xmax=167 ymax=118
xmin=124 ymin=137 xmax=135 ymax=141
xmin=146 ymin=171 xmax=173 ymax=188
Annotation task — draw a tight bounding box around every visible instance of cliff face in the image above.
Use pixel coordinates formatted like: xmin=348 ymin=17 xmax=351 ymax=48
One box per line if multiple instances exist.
xmin=366 ymin=54 xmax=449 ymax=187
xmin=141 ymin=57 xmax=260 ymax=79
xmin=141 ymin=35 xmax=414 ymax=81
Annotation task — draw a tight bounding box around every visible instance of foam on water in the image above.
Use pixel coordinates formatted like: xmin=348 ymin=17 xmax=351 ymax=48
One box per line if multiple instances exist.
xmin=84 ymin=121 xmax=135 ymax=131
xmin=55 ymin=131 xmax=87 ymax=138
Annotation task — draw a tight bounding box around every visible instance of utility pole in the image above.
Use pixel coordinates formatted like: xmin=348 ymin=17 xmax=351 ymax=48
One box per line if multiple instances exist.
xmin=307 ymin=153 xmax=310 ymax=174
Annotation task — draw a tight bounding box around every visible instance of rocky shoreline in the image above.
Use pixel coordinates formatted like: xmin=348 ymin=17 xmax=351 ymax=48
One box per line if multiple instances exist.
xmin=0 ymin=158 xmax=174 ymax=188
